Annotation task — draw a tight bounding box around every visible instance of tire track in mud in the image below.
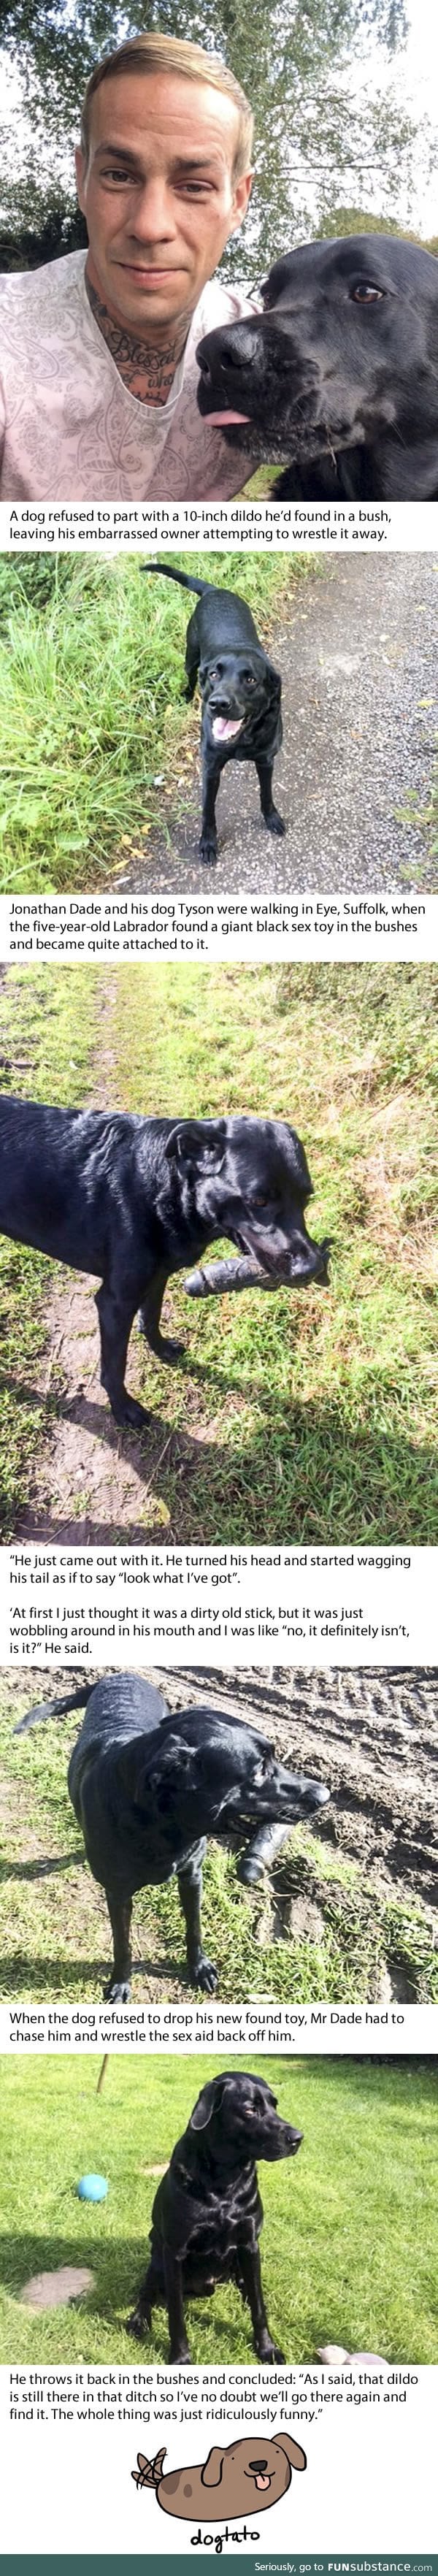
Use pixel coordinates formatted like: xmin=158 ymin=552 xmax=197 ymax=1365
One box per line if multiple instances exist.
xmin=161 ymin=1661 xmax=438 ymax=1910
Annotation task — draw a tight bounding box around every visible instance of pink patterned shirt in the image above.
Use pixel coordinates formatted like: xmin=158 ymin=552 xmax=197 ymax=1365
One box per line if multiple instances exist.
xmin=0 ymin=251 xmax=256 ymax=501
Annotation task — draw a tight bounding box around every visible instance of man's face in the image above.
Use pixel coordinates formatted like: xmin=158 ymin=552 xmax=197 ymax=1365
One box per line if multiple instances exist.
xmin=75 ymin=71 xmax=252 ymax=335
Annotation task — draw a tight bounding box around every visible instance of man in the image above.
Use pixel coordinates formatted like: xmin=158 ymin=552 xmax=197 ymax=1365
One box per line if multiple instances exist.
xmin=0 ymin=32 xmax=256 ymax=502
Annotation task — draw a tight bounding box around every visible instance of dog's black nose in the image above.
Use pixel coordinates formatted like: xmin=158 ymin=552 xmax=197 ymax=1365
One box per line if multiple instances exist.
xmin=215 ymin=324 xmax=261 ymax=371
xmin=249 ymin=2459 xmax=268 ymax=2472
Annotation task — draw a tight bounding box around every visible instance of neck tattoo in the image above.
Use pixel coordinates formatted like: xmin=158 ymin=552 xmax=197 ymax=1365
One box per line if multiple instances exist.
xmin=85 ymin=271 xmax=189 ymax=404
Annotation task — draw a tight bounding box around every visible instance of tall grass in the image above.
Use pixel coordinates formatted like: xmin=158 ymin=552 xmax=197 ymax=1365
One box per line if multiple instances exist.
xmin=0 ymin=550 xmax=317 ymax=891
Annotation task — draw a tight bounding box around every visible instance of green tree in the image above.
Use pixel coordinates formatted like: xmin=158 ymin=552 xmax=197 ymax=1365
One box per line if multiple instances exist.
xmin=0 ymin=0 xmax=431 ymax=275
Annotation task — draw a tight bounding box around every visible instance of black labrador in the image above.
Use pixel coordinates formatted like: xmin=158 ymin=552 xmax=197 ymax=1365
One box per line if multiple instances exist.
xmin=196 ymin=234 xmax=438 ymax=500
xmin=15 ymin=1673 xmax=330 ymax=1998
xmin=0 ymin=1098 xmax=330 ymax=1430
xmin=142 ymin=561 xmax=284 ymax=863
xmin=127 ymin=2070 xmax=302 ymax=2361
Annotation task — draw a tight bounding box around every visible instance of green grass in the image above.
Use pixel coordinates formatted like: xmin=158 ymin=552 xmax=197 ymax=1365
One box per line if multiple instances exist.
xmin=0 ymin=2056 xmax=436 ymax=2364
xmin=0 ymin=958 xmax=437 ymax=1546
xmin=0 ymin=964 xmax=100 ymax=1537
xmin=1 ymin=1680 xmax=437 ymax=2006
xmin=0 ymin=550 xmax=318 ymax=893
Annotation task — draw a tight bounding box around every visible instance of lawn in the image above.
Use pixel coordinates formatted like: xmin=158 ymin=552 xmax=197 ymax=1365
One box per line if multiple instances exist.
xmin=0 ymin=2055 xmax=436 ymax=2366
xmin=0 ymin=549 xmax=318 ymax=893
xmin=1 ymin=1670 xmax=437 ymax=2009
xmin=0 ymin=957 xmax=437 ymax=1545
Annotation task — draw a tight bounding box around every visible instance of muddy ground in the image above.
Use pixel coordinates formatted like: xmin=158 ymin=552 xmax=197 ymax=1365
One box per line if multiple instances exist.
xmin=143 ymin=1661 xmax=438 ymax=1917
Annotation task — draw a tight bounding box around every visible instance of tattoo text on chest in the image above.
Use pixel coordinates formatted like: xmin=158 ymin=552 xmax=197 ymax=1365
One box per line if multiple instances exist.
xmin=85 ymin=275 xmax=188 ymax=403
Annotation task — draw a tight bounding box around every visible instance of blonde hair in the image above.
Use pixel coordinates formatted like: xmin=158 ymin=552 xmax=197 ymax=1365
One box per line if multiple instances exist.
xmin=80 ymin=32 xmax=253 ymax=180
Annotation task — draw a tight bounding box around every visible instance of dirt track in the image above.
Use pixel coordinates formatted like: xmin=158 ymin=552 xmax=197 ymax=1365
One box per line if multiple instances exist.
xmin=155 ymin=1662 xmax=438 ymax=1918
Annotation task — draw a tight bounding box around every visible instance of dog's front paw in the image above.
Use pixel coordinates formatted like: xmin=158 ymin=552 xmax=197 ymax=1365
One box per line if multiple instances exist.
xmin=110 ymin=1392 xmax=150 ymax=1432
xmin=155 ymin=1334 xmax=185 ymax=1365
xmin=199 ymin=838 xmax=218 ymax=865
xmin=126 ymin=2309 xmax=149 ymax=2341
xmin=169 ymin=2346 xmax=192 ymax=2366
xmin=193 ymin=1955 xmax=218 ymax=1994
xmin=258 ymin=2340 xmax=285 ymax=2364
xmin=264 ymin=809 xmax=286 ymax=836
xmin=104 ymin=1977 xmax=131 ymax=2003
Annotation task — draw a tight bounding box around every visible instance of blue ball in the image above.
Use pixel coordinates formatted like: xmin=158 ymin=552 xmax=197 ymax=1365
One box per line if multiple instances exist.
xmin=77 ymin=2172 xmax=108 ymax=2203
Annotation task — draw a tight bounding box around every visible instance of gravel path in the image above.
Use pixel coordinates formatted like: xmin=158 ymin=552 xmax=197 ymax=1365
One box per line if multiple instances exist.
xmin=122 ymin=552 xmax=437 ymax=896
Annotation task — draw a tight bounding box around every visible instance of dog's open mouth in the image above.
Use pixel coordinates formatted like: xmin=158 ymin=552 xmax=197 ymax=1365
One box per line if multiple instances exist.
xmin=247 ymin=2473 xmax=272 ymax=2491
xmin=211 ymin=715 xmax=245 ymax=741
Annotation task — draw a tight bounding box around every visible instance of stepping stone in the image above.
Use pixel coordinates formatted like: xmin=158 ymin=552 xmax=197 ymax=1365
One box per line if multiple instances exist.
xmin=20 ymin=2266 xmax=95 ymax=2309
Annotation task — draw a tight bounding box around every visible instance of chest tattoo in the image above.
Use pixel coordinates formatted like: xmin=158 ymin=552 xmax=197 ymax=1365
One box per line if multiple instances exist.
xmin=85 ymin=273 xmax=189 ymax=405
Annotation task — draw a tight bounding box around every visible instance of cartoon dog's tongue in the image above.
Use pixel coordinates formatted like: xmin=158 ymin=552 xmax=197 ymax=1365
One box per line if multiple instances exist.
xmin=212 ymin=716 xmax=244 ymax=741
xmin=254 ymin=2474 xmax=271 ymax=2491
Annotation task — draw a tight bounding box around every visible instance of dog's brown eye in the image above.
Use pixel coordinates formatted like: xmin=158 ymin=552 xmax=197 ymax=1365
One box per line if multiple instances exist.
xmin=252 ymin=1192 xmax=271 ymax=1207
xmin=351 ymin=283 xmax=384 ymax=303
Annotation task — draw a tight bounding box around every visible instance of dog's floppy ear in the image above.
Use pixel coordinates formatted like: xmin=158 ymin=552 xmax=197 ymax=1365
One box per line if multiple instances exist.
xmin=152 ymin=1735 xmax=194 ymax=1809
xmin=275 ymin=2434 xmax=307 ymax=2473
xmin=191 ymin=2076 xmax=232 ymax=2131
xmin=164 ymin=1119 xmax=227 ymax=1171
xmin=265 ymin=662 xmax=282 ymax=706
xmin=201 ymin=2447 xmax=226 ymax=2488
xmin=118 ymin=1731 xmax=193 ymax=1807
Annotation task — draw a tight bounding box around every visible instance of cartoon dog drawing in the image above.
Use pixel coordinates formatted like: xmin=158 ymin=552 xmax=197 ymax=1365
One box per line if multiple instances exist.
xmin=131 ymin=2431 xmax=307 ymax=2518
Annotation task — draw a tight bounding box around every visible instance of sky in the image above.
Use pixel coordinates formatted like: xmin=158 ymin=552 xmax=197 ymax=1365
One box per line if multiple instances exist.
xmin=352 ymin=0 xmax=438 ymax=231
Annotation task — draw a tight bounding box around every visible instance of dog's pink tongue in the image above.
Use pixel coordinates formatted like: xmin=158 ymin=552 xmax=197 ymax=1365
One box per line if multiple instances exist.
xmin=212 ymin=716 xmax=243 ymax=741
xmin=255 ymin=2476 xmax=271 ymax=2491
xmin=205 ymin=409 xmax=250 ymax=425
